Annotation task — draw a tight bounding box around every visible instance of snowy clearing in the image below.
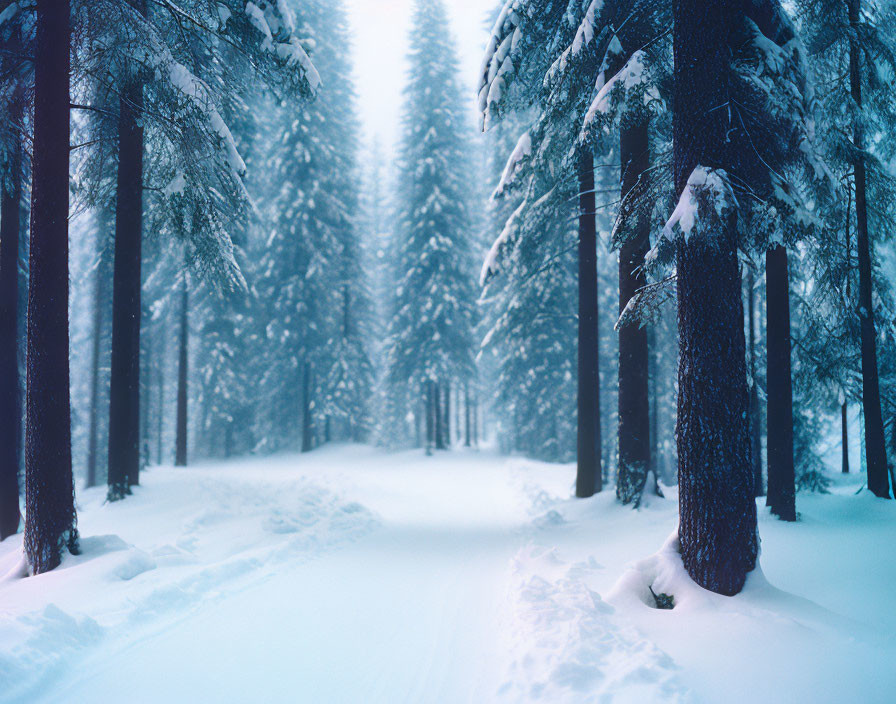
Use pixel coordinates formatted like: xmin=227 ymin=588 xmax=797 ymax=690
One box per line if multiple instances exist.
xmin=1 ymin=445 xmax=894 ymax=703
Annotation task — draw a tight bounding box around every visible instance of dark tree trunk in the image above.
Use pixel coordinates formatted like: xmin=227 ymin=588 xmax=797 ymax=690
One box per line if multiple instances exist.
xmin=747 ymin=269 xmax=763 ymax=496
xmin=157 ymin=326 xmax=165 ymax=465
xmin=107 ymin=50 xmax=145 ymax=500
xmin=464 ymin=385 xmax=471 ymax=447
xmin=0 ymin=32 xmax=23 ymax=540
xmin=24 ymin=0 xmax=79 ymax=573
xmin=84 ymin=238 xmax=109 ymax=489
xmin=841 ymin=402 xmax=849 ymax=473
xmin=765 ymin=245 xmax=796 ymax=521
xmin=648 ymin=326 xmax=661 ymax=480
xmin=617 ymin=121 xmax=651 ymax=505
xmin=301 ymin=361 xmax=313 ymax=453
xmin=576 ymin=147 xmax=601 ymax=497
xmin=848 ymin=0 xmax=890 ymax=498
xmin=175 ymin=274 xmax=188 ymax=467
xmin=673 ymin=0 xmax=758 ymax=595
xmin=0 ymin=50 xmax=23 ymax=539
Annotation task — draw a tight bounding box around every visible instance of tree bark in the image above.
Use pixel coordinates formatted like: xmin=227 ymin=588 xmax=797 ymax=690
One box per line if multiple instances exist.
xmin=747 ymin=269 xmax=764 ymax=496
xmin=617 ymin=121 xmax=651 ymax=505
xmin=848 ymin=0 xmax=890 ymax=498
xmin=576 ymin=147 xmax=601 ymax=497
xmin=85 ymin=232 xmax=110 ymax=489
xmin=765 ymin=245 xmax=796 ymax=521
xmin=841 ymin=402 xmax=849 ymax=473
xmin=157 ymin=324 xmax=165 ymax=465
xmin=24 ymin=0 xmax=79 ymax=573
xmin=175 ymin=274 xmax=188 ymax=467
xmin=107 ymin=31 xmax=145 ymax=499
xmin=673 ymin=0 xmax=758 ymax=595
xmin=0 ymin=29 xmax=23 ymax=539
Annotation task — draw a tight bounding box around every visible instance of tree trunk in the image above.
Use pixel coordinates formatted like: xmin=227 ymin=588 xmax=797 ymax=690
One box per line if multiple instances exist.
xmin=464 ymin=385 xmax=471 ymax=447
xmin=157 ymin=325 xmax=165 ymax=465
xmin=765 ymin=245 xmax=796 ymax=521
xmin=443 ymin=382 xmax=451 ymax=448
xmin=425 ymin=381 xmax=434 ymax=453
xmin=0 ymin=32 xmax=24 ymax=539
xmin=841 ymin=402 xmax=849 ymax=473
xmin=301 ymin=361 xmax=313 ymax=453
xmin=107 ymin=43 xmax=145 ymax=500
xmin=473 ymin=397 xmax=479 ymax=447
xmin=673 ymin=0 xmax=758 ymax=595
xmin=617 ymin=121 xmax=651 ymax=505
xmin=84 ymin=234 xmax=109 ymax=489
xmin=433 ymin=382 xmax=444 ymax=450
xmin=576 ymin=147 xmax=601 ymax=497
xmin=747 ymin=269 xmax=764 ymax=496
xmin=24 ymin=0 xmax=79 ymax=573
xmin=848 ymin=0 xmax=890 ymax=498
xmin=175 ymin=274 xmax=188 ymax=467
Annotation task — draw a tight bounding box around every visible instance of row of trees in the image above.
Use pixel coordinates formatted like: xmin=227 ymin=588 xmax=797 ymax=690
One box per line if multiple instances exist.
xmin=0 ymin=0 xmax=322 ymax=571
xmin=0 ymin=0 xmax=494 ymax=574
xmin=479 ymin=0 xmax=895 ymax=595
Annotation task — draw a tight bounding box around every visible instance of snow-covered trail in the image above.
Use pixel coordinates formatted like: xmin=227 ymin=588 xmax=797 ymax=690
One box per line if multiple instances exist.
xmin=53 ymin=451 xmax=526 ymax=703
xmin=4 ymin=447 xmax=543 ymax=703
xmin=2 ymin=445 xmax=895 ymax=703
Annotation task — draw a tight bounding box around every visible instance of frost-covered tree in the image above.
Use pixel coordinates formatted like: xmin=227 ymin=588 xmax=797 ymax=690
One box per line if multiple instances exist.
xmin=385 ymin=0 xmax=478 ymax=450
xmin=483 ymin=113 xmax=578 ymax=462
xmin=251 ymin=0 xmax=371 ymax=453
xmin=796 ymin=0 xmax=896 ymax=499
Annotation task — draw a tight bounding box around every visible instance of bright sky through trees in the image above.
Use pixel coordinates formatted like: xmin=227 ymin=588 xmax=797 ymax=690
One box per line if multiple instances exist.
xmin=346 ymin=0 xmax=493 ymax=154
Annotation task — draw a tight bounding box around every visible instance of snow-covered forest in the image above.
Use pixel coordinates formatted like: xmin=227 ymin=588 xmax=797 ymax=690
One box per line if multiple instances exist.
xmin=1 ymin=0 xmax=895 ymax=701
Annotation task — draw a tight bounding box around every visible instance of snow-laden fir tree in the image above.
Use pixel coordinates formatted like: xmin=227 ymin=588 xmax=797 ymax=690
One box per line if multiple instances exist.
xmin=483 ymin=112 xmax=578 ymax=462
xmin=795 ymin=0 xmax=896 ymax=499
xmin=251 ymin=0 xmax=372 ymax=453
xmin=385 ymin=0 xmax=478 ymax=450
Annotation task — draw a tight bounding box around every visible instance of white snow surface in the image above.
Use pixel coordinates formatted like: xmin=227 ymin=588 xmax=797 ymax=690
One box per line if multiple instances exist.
xmin=1 ymin=445 xmax=894 ymax=703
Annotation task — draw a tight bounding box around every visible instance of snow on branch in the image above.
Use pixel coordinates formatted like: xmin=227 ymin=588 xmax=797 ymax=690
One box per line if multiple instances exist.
xmin=662 ymin=167 xmax=738 ymax=242
xmin=581 ymin=49 xmax=659 ymax=136
xmin=477 ymin=0 xmax=527 ymax=130
xmin=493 ymin=131 xmax=532 ymax=198
xmin=615 ymin=276 xmax=676 ymax=330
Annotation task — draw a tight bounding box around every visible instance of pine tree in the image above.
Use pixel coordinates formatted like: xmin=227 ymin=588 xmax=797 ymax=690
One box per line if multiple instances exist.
xmin=23 ymin=0 xmax=79 ymax=574
xmin=385 ymin=0 xmax=478 ymax=447
xmin=796 ymin=0 xmax=895 ymax=499
xmin=0 ymin=13 xmax=24 ymax=540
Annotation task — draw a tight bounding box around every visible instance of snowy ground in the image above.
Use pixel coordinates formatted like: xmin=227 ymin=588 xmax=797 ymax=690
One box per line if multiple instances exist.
xmin=1 ymin=445 xmax=894 ymax=703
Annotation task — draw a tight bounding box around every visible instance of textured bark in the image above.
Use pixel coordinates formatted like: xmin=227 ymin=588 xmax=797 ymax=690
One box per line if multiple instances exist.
xmin=576 ymin=147 xmax=601 ymax=497
xmin=302 ymin=361 xmax=313 ymax=453
xmin=747 ymin=269 xmax=764 ymax=497
xmin=765 ymin=245 xmax=796 ymax=521
xmin=673 ymin=0 xmax=758 ymax=595
xmin=617 ymin=121 xmax=651 ymax=505
xmin=175 ymin=275 xmax=188 ymax=467
xmin=841 ymin=402 xmax=849 ymax=474
xmin=0 ymin=34 xmax=23 ymax=539
xmin=24 ymin=0 xmax=79 ymax=573
xmin=107 ymin=14 xmax=145 ymax=499
xmin=85 ymin=241 xmax=108 ymax=489
xmin=848 ymin=0 xmax=890 ymax=498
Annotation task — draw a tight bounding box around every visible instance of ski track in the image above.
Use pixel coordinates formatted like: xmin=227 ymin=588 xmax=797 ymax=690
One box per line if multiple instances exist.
xmin=1 ymin=445 xmax=894 ymax=703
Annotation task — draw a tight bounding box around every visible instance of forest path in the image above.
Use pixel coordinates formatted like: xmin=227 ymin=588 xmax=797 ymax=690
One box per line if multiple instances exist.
xmin=33 ymin=446 xmax=541 ymax=703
